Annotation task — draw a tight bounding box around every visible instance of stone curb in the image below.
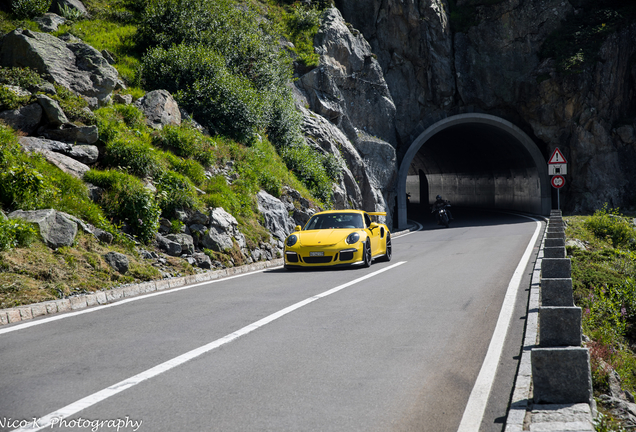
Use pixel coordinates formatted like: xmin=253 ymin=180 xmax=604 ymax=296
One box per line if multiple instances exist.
xmin=0 ymin=258 xmax=284 ymax=326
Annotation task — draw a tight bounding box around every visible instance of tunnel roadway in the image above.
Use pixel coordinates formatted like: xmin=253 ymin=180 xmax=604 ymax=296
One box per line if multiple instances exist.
xmin=0 ymin=209 xmax=543 ymax=432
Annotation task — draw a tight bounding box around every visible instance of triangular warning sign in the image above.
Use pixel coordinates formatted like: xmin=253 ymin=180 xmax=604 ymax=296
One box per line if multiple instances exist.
xmin=548 ymin=148 xmax=567 ymax=164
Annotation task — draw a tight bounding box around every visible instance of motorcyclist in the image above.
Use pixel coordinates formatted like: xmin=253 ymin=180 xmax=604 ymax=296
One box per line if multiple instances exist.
xmin=431 ymin=195 xmax=453 ymax=224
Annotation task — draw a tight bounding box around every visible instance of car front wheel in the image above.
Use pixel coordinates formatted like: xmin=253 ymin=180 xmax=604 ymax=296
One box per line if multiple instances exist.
xmin=378 ymin=233 xmax=392 ymax=262
xmin=362 ymin=240 xmax=372 ymax=268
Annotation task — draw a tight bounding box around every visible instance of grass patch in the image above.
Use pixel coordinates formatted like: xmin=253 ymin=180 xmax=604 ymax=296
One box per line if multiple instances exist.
xmin=54 ymin=19 xmax=140 ymax=84
xmin=566 ymin=207 xmax=636 ymax=406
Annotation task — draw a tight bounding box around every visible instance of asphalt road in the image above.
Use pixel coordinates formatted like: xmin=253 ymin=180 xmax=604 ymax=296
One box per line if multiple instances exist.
xmin=0 ymin=208 xmax=543 ymax=432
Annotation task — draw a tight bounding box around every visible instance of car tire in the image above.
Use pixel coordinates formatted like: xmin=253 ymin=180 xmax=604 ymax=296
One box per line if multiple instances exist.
xmin=362 ymin=240 xmax=372 ymax=268
xmin=378 ymin=233 xmax=392 ymax=262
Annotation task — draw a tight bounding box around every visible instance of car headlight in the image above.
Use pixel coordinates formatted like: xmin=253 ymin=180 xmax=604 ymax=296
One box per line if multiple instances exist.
xmin=286 ymin=234 xmax=298 ymax=247
xmin=346 ymin=232 xmax=360 ymax=245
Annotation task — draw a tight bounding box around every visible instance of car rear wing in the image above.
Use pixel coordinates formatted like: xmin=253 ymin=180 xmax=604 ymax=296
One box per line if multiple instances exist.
xmin=368 ymin=212 xmax=386 ymax=217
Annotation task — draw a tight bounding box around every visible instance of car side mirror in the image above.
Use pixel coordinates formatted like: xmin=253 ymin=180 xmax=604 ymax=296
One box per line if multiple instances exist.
xmin=295 ymin=225 xmax=301 ymax=231
xmin=369 ymin=222 xmax=379 ymax=230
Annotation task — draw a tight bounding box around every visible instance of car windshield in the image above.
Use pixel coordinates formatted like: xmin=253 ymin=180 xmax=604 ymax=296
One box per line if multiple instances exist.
xmin=304 ymin=213 xmax=364 ymax=230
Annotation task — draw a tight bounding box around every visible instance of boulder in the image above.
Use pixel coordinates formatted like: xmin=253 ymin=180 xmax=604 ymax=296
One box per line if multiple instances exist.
xmin=201 ymin=207 xmax=243 ymax=252
xmin=134 ymin=90 xmax=181 ymax=130
xmin=41 ymin=124 xmax=99 ymax=144
xmin=113 ymin=93 xmax=132 ymax=105
xmin=35 ymin=94 xmax=68 ymax=127
xmin=33 ymin=13 xmax=66 ymax=33
xmin=201 ymin=226 xmax=234 ymax=252
xmin=155 ymin=233 xmax=182 ymax=257
xmin=19 ymin=136 xmax=98 ymax=164
xmin=0 ymin=29 xmax=118 ymax=108
xmin=193 ymin=252 xmax=212 ymax=269
xmin=103 ymin=252 xmax=129 ymax=274
xmin=256 ymin=190 xmax=295 ymax=241
xmin=8 ymin=209 xmax=77 ymax=248
xmin=0 ymin=103 xmax=42 ymax=135
xmin=28 ymin=148 xmax=90 ymax=179
xmin=188 ymin=210 xmax=209 ymax=226
xmin=165 ymin=233 xmax=195 ymax=255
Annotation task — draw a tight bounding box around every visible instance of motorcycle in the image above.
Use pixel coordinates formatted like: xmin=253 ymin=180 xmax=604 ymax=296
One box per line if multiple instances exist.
xmin=432 ymin=203 xmax=451 ymax=228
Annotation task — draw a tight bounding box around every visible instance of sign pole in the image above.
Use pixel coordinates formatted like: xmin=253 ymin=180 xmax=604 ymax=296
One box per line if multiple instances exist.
xmin=558 ymin=188 xmax=560 ymax=211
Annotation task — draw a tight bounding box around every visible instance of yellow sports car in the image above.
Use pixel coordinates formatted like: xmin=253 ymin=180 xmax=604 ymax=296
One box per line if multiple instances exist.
xmin=283 ymin=210 xmax=392 ymax=269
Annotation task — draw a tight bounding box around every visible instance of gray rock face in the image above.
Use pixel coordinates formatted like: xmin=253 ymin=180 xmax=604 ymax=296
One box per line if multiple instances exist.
xmin=280 ymin=187 xmax=317 ymax=227
xmin=41 ymin=123 xmax=99 ymax=144
xmin=335 ymin=1 xmax=636 ymax=214
xmin=299 ymin=8 xmax=396 ymax=147
xmin=335 ymin=0 xmax=454 ymax=143
xmin=103 ymin=251 xmax=129 ymax=274
xmin=19 ymin=136 xmax=98 ymax=164
xmin=257 ymin=190 xmax=295 ymax=241
xmin=0 ymin=103 xmax=42 ymax=135
xmin=134 ymin=90 xmax=181 ymax=130
xmin=0 ymin=29 xmax=118 ymax=108
xmin=8 ymin=209 xmax=77 ymax=249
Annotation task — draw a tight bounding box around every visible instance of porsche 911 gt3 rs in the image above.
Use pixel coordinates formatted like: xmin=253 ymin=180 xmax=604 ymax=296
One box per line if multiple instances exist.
xmin=283 ymin=210 xmax=392 ymax=269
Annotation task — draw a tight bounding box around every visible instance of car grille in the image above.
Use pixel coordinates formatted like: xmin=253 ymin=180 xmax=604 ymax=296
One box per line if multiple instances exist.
xmin=303 ymin=256 xmax=333 ymax=264
xmin=339 ymin=251 xmax=354 ymax=261
xmin=286 ymin=252 xmax=299 ymax=263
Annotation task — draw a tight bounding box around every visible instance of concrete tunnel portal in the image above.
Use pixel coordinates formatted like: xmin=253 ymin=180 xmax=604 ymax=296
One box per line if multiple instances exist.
xmin=396 ymin=114 xmax=551 ymax=230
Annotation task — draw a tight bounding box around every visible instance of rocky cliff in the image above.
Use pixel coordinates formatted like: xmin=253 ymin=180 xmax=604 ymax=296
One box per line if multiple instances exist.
xmin=333 ymin=0 xmax=636 ymax=214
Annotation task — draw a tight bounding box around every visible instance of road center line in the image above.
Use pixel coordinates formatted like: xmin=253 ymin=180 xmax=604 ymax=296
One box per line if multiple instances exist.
xmin=12 ymin=261 xmax=406 ymax=432
xmin=456 ymin=215 xmax=543 ymax=432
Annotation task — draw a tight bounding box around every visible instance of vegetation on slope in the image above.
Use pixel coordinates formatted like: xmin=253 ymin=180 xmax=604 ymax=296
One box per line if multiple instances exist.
xmin=566 ymin=206 xmax=636 ymax=430
xmin=0 ymin=0 xmax=338 ymax=308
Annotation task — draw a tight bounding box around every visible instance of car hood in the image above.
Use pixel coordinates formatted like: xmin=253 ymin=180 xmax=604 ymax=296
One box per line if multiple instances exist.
xmin=298 ymin=230 xmax=350 ymax=247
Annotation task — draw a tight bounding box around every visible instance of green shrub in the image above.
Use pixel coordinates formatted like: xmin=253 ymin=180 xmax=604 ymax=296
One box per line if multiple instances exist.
xmin=155 ymin=170 xmax=199 ymax=216
xmin=104 ymin=137 xmax=163 ymax=178
xmin=51 ymin=85 xmax=96 ymax=125
xmin=280 ymin=145 xmax=332 ymax=204
xmin=10 ymin=0 xmax=51 ymax=19
xmin=0 ymin=137 xmax=58 ymax=210
xmin=84 ymin=169 xmax=160 ymax=243
xmin=584 ymin=204 xmax=635 ymax=248
xmin=0 ymin=66 xmax=44 ymax=88
xmin=164 ymin=153 xmax=206 ymax=185
xmin=58 ymin=3 xmax=85 ymax=20
xmin=0 ymin=218 xmax=37 ymax=251
xmin=114 ymin=103 xmax=145 ymax=129
xmin=0 ymin=86 xmax=33 ymax=110
xmin=153 ymin=124 xmax=215 ymax=166
xmin=141 ymin=43 xmax=264 ymax=144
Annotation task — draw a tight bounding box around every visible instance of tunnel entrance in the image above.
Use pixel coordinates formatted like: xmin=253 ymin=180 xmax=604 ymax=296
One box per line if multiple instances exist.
xmin=397 ymin=114 xmax=550 ymax=229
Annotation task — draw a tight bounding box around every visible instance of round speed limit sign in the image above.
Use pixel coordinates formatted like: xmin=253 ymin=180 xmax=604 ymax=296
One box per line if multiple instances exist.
xmin=551 ymin=175 xmax=565 ymax=189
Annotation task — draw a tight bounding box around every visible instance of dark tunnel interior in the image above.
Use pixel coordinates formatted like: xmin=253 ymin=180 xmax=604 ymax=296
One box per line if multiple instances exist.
xmin=399 ymin=116 xmax=551 ymax=228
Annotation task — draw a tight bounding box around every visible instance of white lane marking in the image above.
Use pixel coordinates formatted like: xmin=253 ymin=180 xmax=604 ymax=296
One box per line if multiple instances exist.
xmin=12 ymin=261 xmax=406 ymax=432
xmin=457 ymin=215 xmax=543 ymax=432
xmin=0 ymin=268 xmax=279 ymax=336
